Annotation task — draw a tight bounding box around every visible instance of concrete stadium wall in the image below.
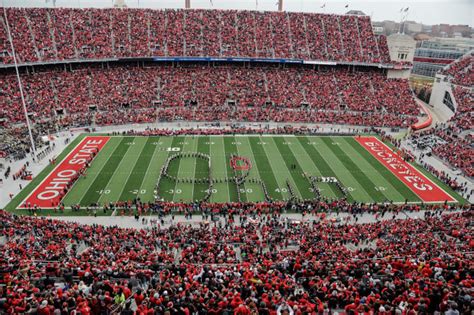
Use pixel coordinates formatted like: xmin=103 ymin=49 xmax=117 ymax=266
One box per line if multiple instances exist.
xmin=429 ymin=74 xmax=456 ymax=122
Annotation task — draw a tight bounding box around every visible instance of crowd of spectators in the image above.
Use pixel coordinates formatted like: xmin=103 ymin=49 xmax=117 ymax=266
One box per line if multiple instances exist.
xmin=410 ymin=53 xmax=472 ymax=180
xmin=449 ymin=86 xmax=473 ymax=131
xmin=1 ymin=64 xmax=420 ymax=130
xmin=411 ymin=125 xmax=473 ymax=178
xmin=0 ymin=209 xmax=472 ymax=314
xmin=1 ymin=8 xmax=393 ymax=65
xmin=0 ymin=120 xmax=59 ymax=161
xmin=441 ymin=52 xmax=473 ymax=88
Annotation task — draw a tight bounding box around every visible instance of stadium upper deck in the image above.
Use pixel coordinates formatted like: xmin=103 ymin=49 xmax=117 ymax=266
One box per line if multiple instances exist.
xmin=0 ymin=8 xmax=393 ymax=66
xmin=441 ymin=51 xmax=473 ymax=88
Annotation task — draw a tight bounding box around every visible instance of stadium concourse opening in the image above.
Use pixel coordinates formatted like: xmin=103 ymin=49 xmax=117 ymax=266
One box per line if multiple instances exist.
xmin=0 ymin=4 xmax=472 ymax=315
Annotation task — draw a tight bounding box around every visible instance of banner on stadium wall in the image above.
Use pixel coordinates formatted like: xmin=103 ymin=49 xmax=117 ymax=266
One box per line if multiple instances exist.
xmin=303 ymin=60 xmax=337 ymax=65
xmin=151 ymin=56 xmax=305 ymax=64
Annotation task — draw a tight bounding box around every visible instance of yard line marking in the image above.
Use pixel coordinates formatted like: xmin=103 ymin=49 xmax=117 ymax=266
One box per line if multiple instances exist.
xmin=234 ymin=137 xmax=252 ymax=202
xmin=98 ymin=137 xmax=141 ymax=204
xmin=273 ymin=136 xmax=313 ymax=200
xmin=211 ymin=137 xmax=230 ymax=203
xmin=172 ymin=136 xmax=193 ymax=202
xmin=155 ymin=137 xmax=184 ymax=202
xmin=323 ymin=136 xmax=387 ymax=202
xmin=285 ymin=136 xmax=336 ymax=198
xmin=73 ymin=138 xmax=125 ymax=206
xmin=140 ymin=137 xmax=175 ymax=202
xmin=247 ymin=137 xmax=284 ymax=200
xmin=266 ymin=137 xmax=303 ymax=200
xmin=116 ymin=137 xmax=150 ymax=202
xmin=341 ymin=137 xmax=406 ymax=202
xmin=137 ymin=136 xmax=163 ymax=198
xmin=311 ymin=137 xmax=373 ymax=201
xmin=188 ymin=137 xmax=199 ymax=202
xmin=242 ymin=136 xmax=266 ymax=202
xmin=255 ymin=137 xmax=290 ymax=200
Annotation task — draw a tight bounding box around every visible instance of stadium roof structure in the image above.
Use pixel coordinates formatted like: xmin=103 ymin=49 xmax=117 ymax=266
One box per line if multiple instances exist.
xmin=345 ymin=10 xmax=366 ymax=16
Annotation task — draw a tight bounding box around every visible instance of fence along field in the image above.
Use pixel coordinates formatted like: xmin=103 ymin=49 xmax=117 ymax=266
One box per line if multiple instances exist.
xmin=16 ymin=135 xmax=460 ymax=210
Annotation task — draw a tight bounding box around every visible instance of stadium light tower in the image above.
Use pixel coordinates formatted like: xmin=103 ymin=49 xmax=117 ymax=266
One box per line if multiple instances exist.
xmin=185 ymin=0 xmax=190 ymax=9
xmin=3 ymin=6 xmax=37 ymax=155
xmin=278 ymin=0 xmax=283 ymax=11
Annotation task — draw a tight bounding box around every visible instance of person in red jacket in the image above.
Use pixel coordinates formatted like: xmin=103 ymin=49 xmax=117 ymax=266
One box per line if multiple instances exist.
xmin=234 ymin=303 xmax=251 ymax=315
xmin=37 ymin=300 xmax=53 ymax=315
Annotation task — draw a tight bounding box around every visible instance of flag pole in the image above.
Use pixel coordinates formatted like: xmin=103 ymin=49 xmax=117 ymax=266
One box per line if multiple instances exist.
xmin=3 ymin=4 xmax=37 ymax=156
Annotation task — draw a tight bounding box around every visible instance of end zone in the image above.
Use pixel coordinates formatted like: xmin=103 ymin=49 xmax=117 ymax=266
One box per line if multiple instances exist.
xmin=19 ymin=136 xmax=110 ymax=209
xmin=355 ymin=136 xmax=456 ymax=203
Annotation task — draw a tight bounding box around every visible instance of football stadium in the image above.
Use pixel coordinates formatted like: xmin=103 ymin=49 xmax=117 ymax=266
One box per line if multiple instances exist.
xmin=0 ymin=0 xmax=472 ymax=314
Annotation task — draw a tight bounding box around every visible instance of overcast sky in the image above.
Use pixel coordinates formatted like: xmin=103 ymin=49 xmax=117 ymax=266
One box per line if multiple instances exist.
xmin=2 ymin=0 xmax=473 ymax=26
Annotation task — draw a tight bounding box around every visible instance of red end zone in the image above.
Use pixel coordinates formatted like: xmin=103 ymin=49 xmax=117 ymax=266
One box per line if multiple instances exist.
xmin=20 ymin=136 xmax=110 ymax=208
xmin=355 ymin=136 xmax=455 ymax=203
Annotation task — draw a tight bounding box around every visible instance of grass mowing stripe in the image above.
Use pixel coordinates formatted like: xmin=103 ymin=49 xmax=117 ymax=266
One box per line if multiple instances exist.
xmin=173 ymin=136 xmax=198 ymax=202
xmin=291 ymin=137 xmax=338 ymax=200
xmin=337 ymin=137 xmax=405 ymax=202
xmin=298 ymin=136 xmax=353 ymax=201
xmin=157 ymin=137 xmax=185 ymax=201
xmin=139 ymin=137 xmax=173 ymax=202
xmin=223 ymin=137 xmax=240 ymax=202
xmin=210 ymin=137 xmax=231 ymax=203
xmin=247 ymin=137 xmax=284 ymax=200
xmin=241 ymin=137 xmax=270 ymax=202
xmin=79 ymin=137 xmax=134 ymax=206
xmin=273 ymin=137 xmax=314 ymax=200
xmin=234 ymin=137 xmax=253 ymax=202
xmin=322 ymin=137 xmax=387 ymax=202
xmin=118 ymin=137 xmax=157 ymax=202
xmin=99 ymin=137 xmax=147 ymax=204
xmin=264 ymin=137 xmax=304 ymax=200
xmin=237 ymin=137 xmax=268 ymax=202
xmin=345 ymin=137 xmax=420 ymax=202
xmin=62 ymin=137 xmax=122 ymax=207
xmin=313 ymin=137 xmax=374 ymax=201
xmin=193 ymin=136 xmax=211 ymax=202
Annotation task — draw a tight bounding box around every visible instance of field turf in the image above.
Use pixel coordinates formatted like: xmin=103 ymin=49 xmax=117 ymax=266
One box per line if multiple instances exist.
xmin=8 ymin=134 xmax=465 ymax=214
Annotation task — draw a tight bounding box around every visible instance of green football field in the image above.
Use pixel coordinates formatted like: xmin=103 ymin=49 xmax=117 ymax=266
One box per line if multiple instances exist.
xmin=46 ymin=134 xmax=457 ymax=207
